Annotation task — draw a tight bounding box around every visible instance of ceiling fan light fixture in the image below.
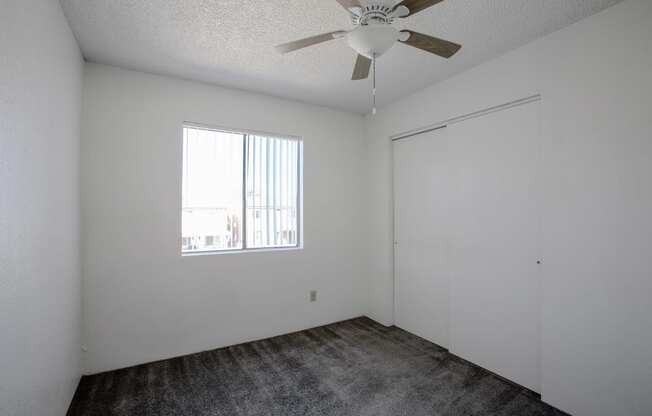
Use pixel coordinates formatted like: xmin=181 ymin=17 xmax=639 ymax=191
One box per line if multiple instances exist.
xmin=346 ymin=24 xmax=399 ymax=59
xmin=276 ymin=0 xmax=461 ymax=114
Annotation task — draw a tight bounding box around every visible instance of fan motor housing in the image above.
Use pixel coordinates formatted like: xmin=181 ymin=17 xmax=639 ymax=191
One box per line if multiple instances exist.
xmin=352 ymin=4 xmax=396 ymax=25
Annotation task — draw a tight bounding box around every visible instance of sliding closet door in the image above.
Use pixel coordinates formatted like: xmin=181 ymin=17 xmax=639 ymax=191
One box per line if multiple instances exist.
xmin=448 ymin=101 xmax=541 ymax=392
xmin=393 ymin=127 xmax=451 ymax=348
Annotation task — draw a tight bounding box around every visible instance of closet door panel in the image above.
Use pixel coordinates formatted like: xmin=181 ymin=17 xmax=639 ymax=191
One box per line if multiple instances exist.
xmin=448 ymin=101 xmax=541 ymax=392
xmin=393 ymin=128 xmax=451 ymax=348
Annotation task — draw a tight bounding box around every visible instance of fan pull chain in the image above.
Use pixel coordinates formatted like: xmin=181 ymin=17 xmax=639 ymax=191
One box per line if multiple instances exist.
xmin=372 ymin=53 xmax=377 ymax=115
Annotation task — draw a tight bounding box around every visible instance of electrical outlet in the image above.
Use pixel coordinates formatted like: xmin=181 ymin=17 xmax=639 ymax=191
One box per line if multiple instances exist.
xmin=310 ymin=290 xmax=317 ymax=302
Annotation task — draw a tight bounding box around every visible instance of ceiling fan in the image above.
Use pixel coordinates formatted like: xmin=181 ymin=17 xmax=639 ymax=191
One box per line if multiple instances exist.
xmin=275 ymin=0 xmax=461 ymax=113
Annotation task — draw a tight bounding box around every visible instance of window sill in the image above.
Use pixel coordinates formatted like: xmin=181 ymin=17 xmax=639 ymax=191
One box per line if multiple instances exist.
xmin=181 ymin=246 xmax=303 ymax=257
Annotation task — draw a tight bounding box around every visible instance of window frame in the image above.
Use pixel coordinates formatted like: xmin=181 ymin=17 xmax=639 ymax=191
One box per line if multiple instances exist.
xmin=181 ymin=122 xmax=303 ymax=256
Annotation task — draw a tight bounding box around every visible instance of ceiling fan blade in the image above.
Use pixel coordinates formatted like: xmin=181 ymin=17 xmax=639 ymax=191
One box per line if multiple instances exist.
xmin=352 ymin=54 xmax=372 ymax=80
xmin=394 ymin=0 xmax=445 ymax=17
xmin=399 ymin=30 xmax=461 ymax=58
xmin=335 ymin=0 xmax=362 ymax=11
xmin=275 ymin=31 xmax=346 ymax=54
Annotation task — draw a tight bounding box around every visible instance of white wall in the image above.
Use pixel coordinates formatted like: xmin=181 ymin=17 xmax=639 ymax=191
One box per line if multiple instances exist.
xmin=0 ymin=1 xmax=83 ymax=415
xmin=364 ymin=1 xmax=652 ymax=415
xmin=81 ymin=63 xmax=367 ymax=374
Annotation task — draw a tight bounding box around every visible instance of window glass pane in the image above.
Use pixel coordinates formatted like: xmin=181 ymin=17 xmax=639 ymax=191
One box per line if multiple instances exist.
xmin=182 ymin=127 xmax=243 ymax=252
xmin=245 ymin=135 xmax=299 ymax=248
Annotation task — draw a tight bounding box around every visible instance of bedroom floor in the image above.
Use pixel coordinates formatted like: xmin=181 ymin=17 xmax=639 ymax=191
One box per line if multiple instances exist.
xmin=67 ymin=317 xmax=566 ymax=416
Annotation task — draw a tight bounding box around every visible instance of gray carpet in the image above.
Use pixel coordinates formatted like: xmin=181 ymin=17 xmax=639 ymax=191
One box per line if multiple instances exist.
xmin=67 ymin=317 xmax=567 ymax=416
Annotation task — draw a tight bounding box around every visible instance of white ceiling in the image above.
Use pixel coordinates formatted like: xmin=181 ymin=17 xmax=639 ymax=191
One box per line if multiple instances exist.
xmin=61 ymin=0 xmax=621 ymax=114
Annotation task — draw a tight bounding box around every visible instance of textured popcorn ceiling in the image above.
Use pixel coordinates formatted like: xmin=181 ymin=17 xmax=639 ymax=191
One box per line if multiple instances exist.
xmin=61 ymin=0 xmax=622 ymax=114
